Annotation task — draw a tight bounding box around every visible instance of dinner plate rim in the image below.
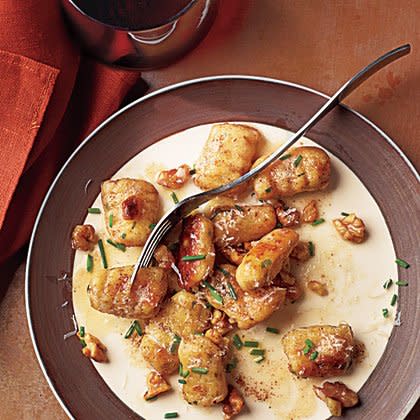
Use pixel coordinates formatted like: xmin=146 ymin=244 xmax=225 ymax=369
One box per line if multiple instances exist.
xmin=25 ymin=75 xmax=419 ymax=420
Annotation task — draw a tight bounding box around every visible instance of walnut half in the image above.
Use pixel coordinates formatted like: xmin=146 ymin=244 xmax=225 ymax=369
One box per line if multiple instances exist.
xmin=333 ymin=213 xmax=366 ymax=243
xmin=157 ymin=164 xmax=191 ymax=189
xmin=307 ymin=280 xmax=328 ymax=296
xmin=223 ymin=386 xmax=245 ymax=420
xmin=144 ymin=371 xmax=171 ymax=400
xmin=314 ymin=381 xmax=359 ymax=417
xmin=78 ymin=332 xmax=108 ymax=363
xmin=71 ymin=224 xmax=97 ymax=251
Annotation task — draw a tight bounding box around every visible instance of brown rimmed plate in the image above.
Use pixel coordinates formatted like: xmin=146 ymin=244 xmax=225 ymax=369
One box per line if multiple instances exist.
xmin=26 ymin=76 xmax=419 ymax=419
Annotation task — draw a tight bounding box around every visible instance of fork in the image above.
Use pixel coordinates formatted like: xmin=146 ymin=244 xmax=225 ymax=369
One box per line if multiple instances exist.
xmin=130 ymin=43 xmax=410 ymax=286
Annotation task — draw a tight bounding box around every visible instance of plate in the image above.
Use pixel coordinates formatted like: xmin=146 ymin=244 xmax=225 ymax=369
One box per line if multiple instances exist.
xmin=26 ymin=76 xmax=419 ymax=419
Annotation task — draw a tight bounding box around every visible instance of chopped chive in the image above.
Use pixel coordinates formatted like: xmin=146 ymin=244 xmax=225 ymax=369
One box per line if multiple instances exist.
xmin=182 ymin=254 xmax=206 ymax=261
xmin=383 ymin=279 xmax=393 ymax=289
xmin=390 ymin=294 xmax=398 ymax=306
xmin=308 ymin=241 xmax=315 ymax=257
xmin=279 ymin=153 xmax=292 ymax=161
xmin=149 ymin=223 xmax=156 ymax=230
xmin=171 ymin=191 xmax=179 ymax=204
xmin=164 ymin=412 xmax=178 ymax=418
xmin=181 ymin=369 xmax=190 ymax=378
xmin=121 ymin=233 xmax=127 ymax=239
xmin=189 ymin=168 xmax=196 ymax=175
xmin=250 ymin=348 xmax=265 ymax=356
xmin=311 ymin=218 xmax=325 ymax=226
xmin=80 ymin=339 xmax=87 ymax=348
xmin=261 ymin=259 xmax=272 ymax=269
xmin=244 ymin=340 xmax=259 ymax=348
xmin=191 ymin=367 xmax=208 ymax=374
xmin=395 ymin=258 xmax=410 ymax=269
xmin=106 ymin=239 xmax=126 ymax=252
xmin=124 ymin=320 xmax=142 ymax=338
xmin=382 ymin=308 xmax=389 ymax=318
xmin=97 ymin=239 xmax=108 ymax=269
xmin=305 ymin=339 xmax=314 ymax=348
xmin=170 ymin=334 xmax=181 ymax=353
xmin=79 ymin=326 xmax=85 ymax=338
xmin=234 ymin=204 xmax=244 ymax=212
xmin=266 ymin=327 xmax=279 ymax=334
xmin=226 ymin=358 xmax=238 ymax=373
xmin=178 ymin=379 xmax=186 ymax=385
xmin=254 ymin=356 xmax=265 ymax=363
xmin=87 ymin=207 xmax=101 ymax=214
xmin=108 ymin=213 xmax=114 ymax=228
xmin=310 ymin=351 xmax=319 ymax=360
xmin=227 ymin=282 xmax=237 ymax=300
xmin=202 ymin=280 xmax=223 ymax=304
xmin=145 ymin=395 xmax=158 ymax=401
xmin=341 ymin=212 xmax=350 ymax=217
xmin=233 ymin=334 xmax=243 ymax=350
xmin=178 ymin=363 xmax=184 ymax=376
xmin=217 ymin=266 xmax=230 ymax=276
xmin=86 ymin=254 xmax=93 ymax=272
xmin=293 ymin=154 xmax=303 ymax=167
xmin=396 ymin=281 xmax=408 ymax=286
xmin=265 ymin=187 xmax=272 ymax=193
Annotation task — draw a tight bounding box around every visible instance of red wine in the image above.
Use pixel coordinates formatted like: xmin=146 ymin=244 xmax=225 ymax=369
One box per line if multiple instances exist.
xmin=73 ymin=0 xmax=194 ymax=30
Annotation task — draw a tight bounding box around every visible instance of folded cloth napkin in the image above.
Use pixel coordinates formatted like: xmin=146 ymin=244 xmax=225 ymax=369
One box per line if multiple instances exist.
xmin=0 ymin=0 xmax=141 ymax=264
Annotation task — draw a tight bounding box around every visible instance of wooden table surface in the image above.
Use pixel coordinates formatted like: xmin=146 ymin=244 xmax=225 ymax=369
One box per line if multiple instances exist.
xmin=1 ymin=1 xmax=418 ymax=419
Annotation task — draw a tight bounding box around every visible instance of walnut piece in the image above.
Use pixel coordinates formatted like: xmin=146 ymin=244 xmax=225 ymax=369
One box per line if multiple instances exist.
xmin=144 ymin=371 xmax=171 ymax=400
xmin=302 ymin=200 xmax=319 ymax=223
xmin=121 ymin=195 xmax=141 ymax=220
xmin=211 ymin=310 xmax=234 ymax=336
xmin=276 ymin=206 xmax=301 ymax=227
xmin=71 ymin=224 xmax=97 ymax=251
xmin=273 ymin=271 xmax=303 ymax=302
xmin=223 ymin=386 xmax=245 ymax=420
xmin=78 ymin=332 xmax=108 ymax=363
xmin=333 ymin=213 xmax=366 ymax=243
xmin=153 ymin=244 xmax=175 ymax=269
xmin=314 ymin=381 xmax=358 ymax=416
xmin=157 ymin=164 xmax=191 ymax=189
xmin=290 ymin=240 xmax=312 ymax=262
xmin=307 ymin=280 xmax=328 ymax=296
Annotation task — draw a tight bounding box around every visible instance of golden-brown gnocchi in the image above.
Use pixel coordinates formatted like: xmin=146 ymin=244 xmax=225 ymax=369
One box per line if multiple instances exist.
xmin=282 ymin=324 xmax=355 ymax=378
xmin=194 ymin=123 xmax=261 ymax=192
xmin=101 ymin=178 xmax=160 ymax=247
xmin=253 ymin=147 xmax=330 ymax=199
xmin=213 ymin=204 xmax=277 ymax=248
xmin=88 ymin=266 xmax=168 ymax=319
xmin=178 ymin=214 xmax=215 ymax=290
xmin=236 ymin=228 xmax=299 ymax=291
xmin=178 ymin=335 xmax=228 ymax=406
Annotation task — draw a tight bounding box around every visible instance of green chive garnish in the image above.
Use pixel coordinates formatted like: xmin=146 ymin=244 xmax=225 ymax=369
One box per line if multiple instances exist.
xmin=311 ymin=218 xmax=325 ymax=226
xmin=121 ymin=233 xmax=127 ymax=239
xmin=80 ymin=339 xmax=87 ymax=348
xmin=383 ymin=279 xmax=393 ymax=289
xmin=191 ymin=367 xmax=208 ymax=374
xmin=254 ymin=356 xmax=265 ymax=363
xmin=279 ymin=153 xmax=292 ymax=160
xmin=178 ymin=363 xmax=190 ymax=377
xmin=390 ymin=294 xmax=398 ymax=306
xmin=124 ymin=320 xmax=142 ymax=338
xmin=149 ymin=223 xmax=156 ymax=230
xmin=266 ymin=327 xmax=279 ymax=334
xmin=109 ymin=213 xmax=114 ymax=227
xmin=164 ymin=412 xmax=179 ymax=419
xmin=244 ymin=340 xmax=259 ymax=348
xmin=341 ymin=212 xmax=349 ymax=217
xmin=308 ymin=241 xmax=315 ymax=257
xmin=182 ymin=254 xmax=206 ymax=261
xmin=170 ymin=335 xmax=181 ymax=353
xmin=250 ymin=348 xmax=265 ymax=356
xmin=87 ymin=207 xmax=101 ymax=214
xmin=293 ymin=154 xmax=303 ymax=167
xmin=303 ymin=338 xmax=314 ymax=355
xmin=310 ymin=351 xmax=319 ymax=360
xmin=395 ymin=258 xmax=410 ymax=269
xmin=178 ymin=379 xmax=186 ymax=384
xmin=79 ymin=326 xmax=85 ymax=338
xmin=233 ymin=334 xmax=243 ymax=350
xmin=396 ymin=281 xmax=408 ymax=286
xmin=181 ymin=370 xmax=190 ymax=378
xmin=202 ymin=280 xmax=223 ymax=304
xmin=265 ymin=187 xmax=272 ymax=193
xmin=97 ymin=239 xmax=108 ymax=269
xmin=382 ymin=308 xmax=389 ymax=318
xmin=145 ymin=395 xmax=158 ymax=401
xmin=106 ymin=239 xmax=126 ymax=252
xmin=227 ymin=282 xmax=237 ymax=300
xmin=86 ymin=254 xmax=93 ymax=272
xmin=261 ymin=259 xmax=272 ymax=269
xmin=171 ymin=192 xmax=179 ymax=204
xmin=217 ymin=266 xmax=230 ymax=276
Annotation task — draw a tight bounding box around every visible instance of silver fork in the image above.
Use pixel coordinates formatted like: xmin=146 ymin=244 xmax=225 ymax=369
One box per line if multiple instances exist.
xmin=130 ymin=44 xmax=410 ymax=286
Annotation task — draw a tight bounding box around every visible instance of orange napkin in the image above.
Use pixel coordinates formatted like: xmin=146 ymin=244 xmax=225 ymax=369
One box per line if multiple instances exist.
xmin=0 ymin=0 xmax=141 ymax=264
